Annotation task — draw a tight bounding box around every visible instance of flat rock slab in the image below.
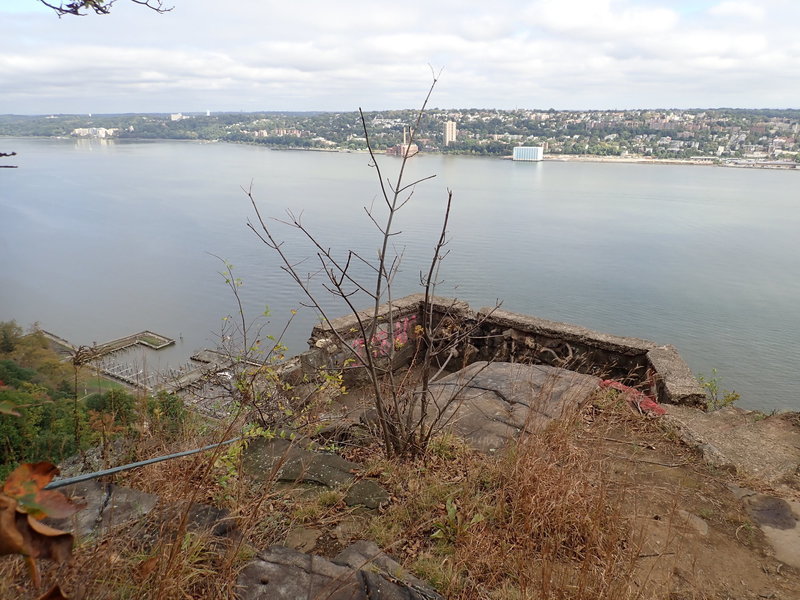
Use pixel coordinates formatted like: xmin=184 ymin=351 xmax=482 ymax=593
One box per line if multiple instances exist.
xmin=48 ymin=481 xmax=237 ymax=546
xmin=242 ymin=437 xmax=389 ymax=508
xmin=48 ymin=480 xmax=158 ymax=539
xmin=237 ymin=542 xmax=442 ymax=600
xmin=428 ymin=362 xmax=600 ymax=452
xmin=730 ymin=486 xmax=800 ymax=569
xmin=243 ymin=437 xmax=360 ymax=488
xmin=665 ymin=406 xmax=800 ymax=488
xmin=668 ymin=405 xmax=800 ymax=571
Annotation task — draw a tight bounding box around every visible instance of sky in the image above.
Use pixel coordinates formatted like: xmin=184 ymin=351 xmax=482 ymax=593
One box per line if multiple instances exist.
xmin=1 ymin=0 xmax=798 ymax=114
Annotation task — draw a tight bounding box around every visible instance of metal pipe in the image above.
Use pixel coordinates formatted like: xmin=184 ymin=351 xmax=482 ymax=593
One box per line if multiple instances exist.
xmin=45 ymin=437 xmax=241 ymax=490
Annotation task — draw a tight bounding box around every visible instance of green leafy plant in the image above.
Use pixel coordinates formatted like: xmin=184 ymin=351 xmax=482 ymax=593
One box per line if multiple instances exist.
xmin=697 ymin=369 xmax=740 ymax=411
xmin=431 ymin=496 xmax=484 ymax=544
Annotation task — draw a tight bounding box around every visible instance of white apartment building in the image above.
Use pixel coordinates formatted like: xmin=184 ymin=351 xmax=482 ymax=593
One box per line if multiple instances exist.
xmin=512 ymin=146 xmax=544 ymax=161
xmin=444 ymin=121 xmax=457 ymax=146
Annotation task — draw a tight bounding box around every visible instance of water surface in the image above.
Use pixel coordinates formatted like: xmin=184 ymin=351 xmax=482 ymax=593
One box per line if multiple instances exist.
xmin=1 ymin=138 xmax=797 ymax=411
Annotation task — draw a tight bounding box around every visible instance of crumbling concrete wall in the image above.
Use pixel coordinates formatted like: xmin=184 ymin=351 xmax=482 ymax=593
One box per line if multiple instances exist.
xmin=303 ymin=294 xmax=706 ymax=407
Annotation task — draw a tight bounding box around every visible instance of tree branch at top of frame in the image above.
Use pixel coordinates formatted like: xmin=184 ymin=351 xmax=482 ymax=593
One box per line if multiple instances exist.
xmin=37 ymin=0 xmax=172 ymax=17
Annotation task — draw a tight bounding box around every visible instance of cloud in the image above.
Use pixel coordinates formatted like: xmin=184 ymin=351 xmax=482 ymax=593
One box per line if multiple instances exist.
xmin=0 ymin=0 xmax=798 ymax=112
xmin=708 ymin=1 xmax=765 ymax=20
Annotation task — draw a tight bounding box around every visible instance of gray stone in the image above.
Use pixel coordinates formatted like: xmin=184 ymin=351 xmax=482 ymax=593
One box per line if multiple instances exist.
xmin=677 ymin=510 xmax=709 ymax=536
xmin=243 ymin=436 xmax=390 ymax=509
xmin=333 ymin=540 xmax=438 ymax=597
xmin=243 ymin=437 xmax=360 ymax=488
xmin=744 ymin=495 xmax=799 ymax=530
xmin=333 ymin=516 xmax=367 ymax=545
xmin=48 ymin=480 xmax=158 ymax=539
xmin=159 ymin=501 xmax=239 ymax=539
xmin=236 ymin=544 xmax=443 ymax=600
xmin=237 ymin=545 xmax=359 ymax=600
xmin=743 ymin=496 xmax=800 ymax=569
xmin=344 ymin=479 xmax=390 ymax=509
xmin=427 ymin=361 xmax=600 ymax=452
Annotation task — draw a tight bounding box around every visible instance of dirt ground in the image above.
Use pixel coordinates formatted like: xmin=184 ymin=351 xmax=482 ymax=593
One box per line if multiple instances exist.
xmin=578 ymin=400 xmax=800 ymax=600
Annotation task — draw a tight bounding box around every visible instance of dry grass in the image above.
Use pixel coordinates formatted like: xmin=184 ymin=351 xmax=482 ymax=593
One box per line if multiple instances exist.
xmin=362 ymin=406 xmax=640 ymax=600
xmin=1 ymin=386 xmax=726 ymax=600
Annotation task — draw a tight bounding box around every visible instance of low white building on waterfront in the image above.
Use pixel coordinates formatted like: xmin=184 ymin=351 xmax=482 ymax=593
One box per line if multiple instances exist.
xmin=512 ymin=146 xmax=544 ymax=161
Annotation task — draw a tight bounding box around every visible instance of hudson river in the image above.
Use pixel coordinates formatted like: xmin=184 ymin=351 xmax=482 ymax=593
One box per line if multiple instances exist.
xmin=1 ymin=138 xmax=798 ymax=411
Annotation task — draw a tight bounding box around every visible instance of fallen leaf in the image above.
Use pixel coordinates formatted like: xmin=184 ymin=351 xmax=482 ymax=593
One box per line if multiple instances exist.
xmin=3 ymin=462 xmax=84 ymax=519
xmin=138 ymin=556 xmax=159 ymax=579
xmin=36 ymin=584 xmax=69 ymax=599
xmin=0 ymin=495 xmax=75 ymax=587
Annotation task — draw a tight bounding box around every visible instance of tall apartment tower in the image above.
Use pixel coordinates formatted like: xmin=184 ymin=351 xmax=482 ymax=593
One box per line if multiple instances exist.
xmin=444 ymin=121 xmax=457 ymax=146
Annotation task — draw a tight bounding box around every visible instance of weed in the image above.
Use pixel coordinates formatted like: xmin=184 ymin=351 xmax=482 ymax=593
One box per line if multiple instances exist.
xmin=430 ymin=497 xmax=485 ymax=545
xmin=697 ymin=369 xmax=740 ymax=411
xmin=698 ymin=507 xmax=715 ymax=521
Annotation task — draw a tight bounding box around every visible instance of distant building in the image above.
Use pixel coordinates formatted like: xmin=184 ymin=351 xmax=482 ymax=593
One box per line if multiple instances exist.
xmin=444 ymin=121 xmax=457 ymax=146
xmin=512 ymin=146 xmax=544 ymax=161
xmin=387 ymin=126 xmax=418 ymax=157
xmin=71 ymin=127 xmax=118 ymax=139
xmin=170 ymin=113 xmax=185 ymax=121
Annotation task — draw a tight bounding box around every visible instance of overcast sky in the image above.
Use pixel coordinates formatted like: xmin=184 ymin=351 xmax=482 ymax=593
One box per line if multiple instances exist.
xmin=1 ymin=0 xmax=798 ymax=114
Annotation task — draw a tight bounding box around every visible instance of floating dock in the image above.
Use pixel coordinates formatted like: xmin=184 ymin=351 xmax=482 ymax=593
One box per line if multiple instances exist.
xmin=37 ymin=328 xmax=176 ymax=390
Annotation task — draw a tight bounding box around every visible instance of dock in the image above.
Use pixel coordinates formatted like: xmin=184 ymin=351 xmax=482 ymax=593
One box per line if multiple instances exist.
xmin=37 ymin=328 xmax=176 ymax=391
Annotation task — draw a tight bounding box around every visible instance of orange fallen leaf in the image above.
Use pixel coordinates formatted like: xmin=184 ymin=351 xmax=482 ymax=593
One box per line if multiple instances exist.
xmin=36 ymin=584 xmax=69 ymax=599
xmin=138 ymin=555 xmax=159 ymax=579
xmin=1 ymin=464 xmax=79 ymax=589
xmin=3 ymin=462 xmax=84 ymax=520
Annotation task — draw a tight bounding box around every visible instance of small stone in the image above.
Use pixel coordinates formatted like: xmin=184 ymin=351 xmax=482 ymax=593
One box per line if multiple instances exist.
xmin=344 ymin=479 xmax=390 ymax=509
xmin=314 ymin=338 xmax=338 ymax=353
xmin=285 ymin=527 xmax=322 ymax=553
xmin=678 ymin=510 xmax=709 ymax=536
xmin=333 ymin=516 xmax=365 ymax=545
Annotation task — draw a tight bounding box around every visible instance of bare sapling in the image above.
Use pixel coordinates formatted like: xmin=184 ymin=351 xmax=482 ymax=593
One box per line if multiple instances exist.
xmin=246 ymin=75 xmax=499 ymax=458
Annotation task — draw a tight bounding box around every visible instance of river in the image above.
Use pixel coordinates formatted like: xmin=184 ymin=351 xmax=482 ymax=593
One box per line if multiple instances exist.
xmin=1 ymin=137 xmax=798 ymax=411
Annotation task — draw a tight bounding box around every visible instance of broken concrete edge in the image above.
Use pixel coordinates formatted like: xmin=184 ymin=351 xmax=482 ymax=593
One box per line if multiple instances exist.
xmin=660 ymin=413 xmax=738 ymax=473
xmin=646 ymin=345 xmax=707 ymax=407
xmin=310 ymin=293 xmax=469 ymax=340
xmin=477 ymin=309 xmax=704 ymax=406
xmin=477 ymin=307 xmax=658 ymax=356
xmin=302 ymin=294 xmax=705 ymax=407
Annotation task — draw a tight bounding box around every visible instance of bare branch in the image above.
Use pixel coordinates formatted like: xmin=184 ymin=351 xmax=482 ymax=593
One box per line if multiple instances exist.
xmin=38 ymin=0 xmax=172 ymax=17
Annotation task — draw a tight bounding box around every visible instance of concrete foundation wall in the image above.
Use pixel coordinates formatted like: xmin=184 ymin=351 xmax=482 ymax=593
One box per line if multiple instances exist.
xmin=302 ymin=294 xmax=706 ymax=407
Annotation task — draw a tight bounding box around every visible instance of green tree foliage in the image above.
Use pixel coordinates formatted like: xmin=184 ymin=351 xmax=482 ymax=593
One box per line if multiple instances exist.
xmin=0 ymin=358 xmax=76 ymax=479
xmin=85 ymin=389 xmax=135 ymax=425
xmin=0 ymin=322 xmax=22 ymax=354
xmin=0 ymin=321 xmax=187 ymax=479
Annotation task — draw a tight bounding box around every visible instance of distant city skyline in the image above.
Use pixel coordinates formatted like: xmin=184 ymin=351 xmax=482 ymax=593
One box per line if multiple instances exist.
xmin=1 ymin=0 xmax=798 ymax=114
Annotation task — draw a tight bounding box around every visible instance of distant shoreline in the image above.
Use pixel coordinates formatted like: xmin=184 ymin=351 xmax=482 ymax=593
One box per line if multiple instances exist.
xmin=540 ymin=154 xmax=798 ymax=169
xmin=3 ymin=135 xmax=796 ymax=170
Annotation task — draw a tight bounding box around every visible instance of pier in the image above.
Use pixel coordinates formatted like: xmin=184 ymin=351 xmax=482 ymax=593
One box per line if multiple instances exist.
xmin=37 ymin=328 xmax=177 ymax=391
